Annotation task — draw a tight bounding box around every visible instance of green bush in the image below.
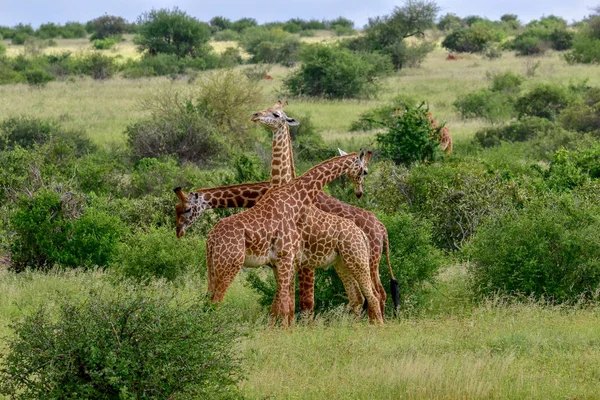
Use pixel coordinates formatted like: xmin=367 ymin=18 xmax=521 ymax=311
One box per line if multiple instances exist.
xmin=489 ymin=71 xmax=523 ymax=93
xmin=549 ymin=29 xmax=574 ymax=51
xmin=134 ymin=8 xmax=212 ymax=58
xmin=213 ymin=29 xmax=240 ymax=41
xmin=350 ymin=95 xmax=418 ymax=132
xmin=89 ymin=15 xmax=129 ymax=41
xmin=218 ymin=47 xmax=243 ymax=68
xmin=515 ymin=83 xmax=572 ymax=120
xmin=0 ymin=42 xmax=6 ymax=57
xmin=113 ymin=226 xmax=205 ymax=281
xmin=10 ymin=190 xmax=126 ymax=271
xmin=0 ymin=116 xmax=92 ymax=153
xmin=438 ymin=13 xmax=464 ymax=31
xmin=512 ymin=32 xmax=549 ymax=55
xmin=377 ymin=212 xmax=445 ymax=308
xmin=289 ymin=113 xmax=332 ymax=162
xmin=453 ymin=89 xmax=515 ymax=122
xmin=74 ymin=52 xmax=118 ymax=80
xmin=366 ymin=161 xmax=521 ymax=250
xmin=442 ymin=23 xmax=504 ymax=53
xmin=11 ymin=32 xmax=30 ymax=45
xmin=475 ymin=117 xmax=562 ymax=147
xmin=467 ymin=193 xmax=600 ymax=302
xmin=564 ymin=34 xmax=600 ymax=64
xmin=0 ymin=290 xmax=243 ymax=399
xmin=376 ymin=103 xmax=442 ymax=166
xmin=23 ymin=67 xmax=54 ymax=86
xmin=559 ymin=87 xmax=600 ymax=134
xmin=284 ymin=43 xmax=391 ymax=99
xmin=239 ymin=27 xmax=301 ymax=65
xmin=91 ymin=36 xmax=119 ymax=50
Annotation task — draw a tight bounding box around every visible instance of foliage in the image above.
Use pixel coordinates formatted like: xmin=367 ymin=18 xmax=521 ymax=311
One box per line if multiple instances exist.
xmin=239 ymin=27 xmax=301 ymax=65
xmin=73 ymin=52 xmax=118 ymax=80
xmin=442 ymin=23 xmax=504 ymax=53
xmin=564 ymin=28 xmax=600 ymax=64
xmin=284 ymin=43 xmax=391 ymax=99
xmin=231 ymin=153 xmax=268 ymax=184
xmin=437 ymin=13 xmax=464 ymax=31
xmin=489 ymin=71 xmax=523 ymax=94
xmin=559 ymin=87 xmax=600 ymax=134
xmin=377 ymin=212 xmax=445 ymax=307
xmin=0 ymin=289 xmax=243 ymax=399
xmin=475 ymin=117 xmax=564 ymax=148
xmin=376 ymin=103 xmax=443 ymax=166
xmin=135 ymin=8 xmax=212 ymax=58
xmin=289 ymin=113 xmax=332 ymax=163
xmin=9 ymin=190 xmax=126 ymax=271
xmin=453 ymin=89 xmax=515 ymax=122
xmin=0 ymin=116 xmax=92 ymax=153
xmin=89 ymin=15 xmax=129 ymax=41
xmin=113 ymin=226 xmax=205 ymax=281
xmin=213 ymin=29 xmax=240 ymax=41
xmin=350 ymin=95 xmax=418 ymax=131
xmin=512 ymin=33 xmax=549 ymax=56
xmin=0 ymin=42 xmax=5 ymax=57
xmin=230 ymin=17 xmax=258 ymax=33
xmin=91 ymin=36 xmax=119 ymax=50
xmin=467 ymin=193 xmax=600 ymax=302
xmin=515 ymin=83 xmax=573 ymax=121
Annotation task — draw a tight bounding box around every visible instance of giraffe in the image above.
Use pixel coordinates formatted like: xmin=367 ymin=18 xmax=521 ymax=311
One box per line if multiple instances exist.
xmin=250 ymin=101 xmax=388 ymax=317
xmin=426 ymin=112 xmax=453 ymax=154
xmin=175 ymin=102 xmax=399 ymax=316
xmin=193 ymin=150 xmax=383 ymax=326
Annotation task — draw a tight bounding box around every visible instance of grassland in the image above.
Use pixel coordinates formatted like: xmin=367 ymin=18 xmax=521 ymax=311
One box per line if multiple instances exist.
xmin=2 ymin=37 xmax=600 ymax=399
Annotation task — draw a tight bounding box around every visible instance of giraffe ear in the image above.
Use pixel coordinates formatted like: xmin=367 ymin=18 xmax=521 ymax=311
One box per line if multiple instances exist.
xmin=358 ymin=148 xmax=366 ymax=161
xmin=364 ymin=150 xmax=373 ymax=164
xmin=286 ymin=117 xmax=299 ymax=126
xmin=174 ymin=187 xmax=188 ymax=203
xmin=338 ymin=148 xmax=348 ymax=156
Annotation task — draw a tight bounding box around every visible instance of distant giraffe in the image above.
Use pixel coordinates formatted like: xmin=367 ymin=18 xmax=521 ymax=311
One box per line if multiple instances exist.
xmin=426 ymin=112 xmax=453 ymax=154
xmin=182 ymin=150 xmax=383 ymax=326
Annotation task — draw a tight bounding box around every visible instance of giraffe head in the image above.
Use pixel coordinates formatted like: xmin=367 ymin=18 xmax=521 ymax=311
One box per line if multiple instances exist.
xmin=338 ymin=148 xmax=373 ymax=199
xmin=250 ymin=100 xmax=299 ymax=130
xmin=174 ymin=187 xmax=209 ymax=238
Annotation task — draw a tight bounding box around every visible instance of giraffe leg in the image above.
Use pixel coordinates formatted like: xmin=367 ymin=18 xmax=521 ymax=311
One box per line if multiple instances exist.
xmin=334 ymin=261 xmax=364 ymax=318
xmin=370 ymin=251 xmax=386 ymax=318
xmin=208 ymin=239 xmax=245 ymax=304
xmin=271 ymin=256 xmax=295 ymax=329
xmin=297 ymin=266 xmax=315 ymax=318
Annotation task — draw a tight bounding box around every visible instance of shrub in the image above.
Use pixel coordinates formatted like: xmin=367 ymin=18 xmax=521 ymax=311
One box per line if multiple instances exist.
xmin=442 ymin=23 xmax=504 ymax=53
xmin=230 ymin=17 xmax=258 ymax=33
xmin=453 ymin=89 xmax=515 ymax=122
xmin=438 ymin=13 xmax=464 ymax=31
xmin=11 ymin=32 xmax=30 ymax=45
xmin=289 ymin=113 xmax=331 ymax=162
xmin=91 ymin=36 xmax=119 ymax=50
xmin=549 ymin=29 xmax=574 ymax=51
xmin=23 ymin=67 xmax=54 ymax=86
xmin=113 ymin=226 xmax=205 ymax=281
xmin=475 ymin=116 xmax=563 ymax=148
xmin=74 ymin=52 xmax=118 ymax=80
xmin=564 ymin=34 xmax=600 ymax=64
xmin=299 ymin=29 xmax=315 ymax=37
xmin=467 ymin=193 xmax=600 ymax=302
xmin=0 ymin=116 xmax=92 ymax=153
xmin=377 ymin=212 xmax=445 ymax=308
xmin=350 ymin=95 xmax=417 ymax=131
xmin=89 ymin=15 xmax=129 ymax=40
xmin=515 ymin=83 xmax=572 ymax=120
xmin=559 ymin=87 xmax=600 ymax=134
xmin=213 ymin=29 xmax=239 ymax=41
xmin=123 ymin=53 xmax=182 ymax=77
xmin=218 ymin=47 xmax=243 ymax=68
xmin=489 ymin=71 xmax=523 ymax=94
xmin=367 ymin=161 xmax=521 ymax=250
xmin=0 ymin=42 xmax=6 ymax=57
xmin=10 ymin=190 xmax=126 ymax=271
xmin=134 ymin=8 xmax=212 ymax=58
xmin=376 ymin=103 xmax=443 ymax=166
xmin=0 ymin=290 xmax=243 ymax=399
xmin=239 ymin=27 xmax=301 ymax=65
xmin=284 ymin=43 xmax=391 ymax=99
xmin=512 ymin=32 xmax=549 ymax=56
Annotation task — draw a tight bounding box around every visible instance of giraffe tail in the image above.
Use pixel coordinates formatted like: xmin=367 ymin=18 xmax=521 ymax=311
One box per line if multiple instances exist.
xmin=383 ymin=228 xmax=400 ymax=312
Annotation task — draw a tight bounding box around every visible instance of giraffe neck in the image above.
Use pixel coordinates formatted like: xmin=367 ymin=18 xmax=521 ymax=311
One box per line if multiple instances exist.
xmin=193 ymin=182 xmax=271 ymax=209
xmin=292 ymin=154 xmax=356 ymax=203
xmin=270 ymin=123 xmax=295 ymax=186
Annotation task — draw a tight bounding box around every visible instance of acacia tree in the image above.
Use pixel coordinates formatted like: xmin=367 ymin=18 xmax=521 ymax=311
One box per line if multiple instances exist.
xmin=89 ymin=15 xmax=129 ymax=40
xmin=134 ymin=8 xmax=211 ymax=58
xmin=346 ymin=0 xmax=440 ymax=69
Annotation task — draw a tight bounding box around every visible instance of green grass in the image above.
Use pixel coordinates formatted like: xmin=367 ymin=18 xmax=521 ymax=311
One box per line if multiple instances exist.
xmin=2 ymin=267 xmax=600 ymax=399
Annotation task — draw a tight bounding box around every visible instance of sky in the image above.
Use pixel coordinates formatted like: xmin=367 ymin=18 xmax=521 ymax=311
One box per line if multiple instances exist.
xmin=0 ymin=0 xmax=598 ymax=28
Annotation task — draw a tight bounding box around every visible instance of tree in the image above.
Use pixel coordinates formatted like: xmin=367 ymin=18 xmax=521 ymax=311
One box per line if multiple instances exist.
xmin=135 ymin=8 xmax=211 ymax=58
xmin=89 ymin=15 xmax=128 ymax=40
xmin=349 ymin=0 xmax=439 ymax=69
xmin=231 ymin=17 xmax=258 ymax=32
xmin=438 ymin=13 xmax=464 ymax=31
xmin=210 ymin=16 xmax=232 ymax=33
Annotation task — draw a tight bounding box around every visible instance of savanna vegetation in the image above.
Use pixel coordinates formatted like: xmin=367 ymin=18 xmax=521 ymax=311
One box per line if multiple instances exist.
xmin=2 ymin=1 xmax=600 ymax=398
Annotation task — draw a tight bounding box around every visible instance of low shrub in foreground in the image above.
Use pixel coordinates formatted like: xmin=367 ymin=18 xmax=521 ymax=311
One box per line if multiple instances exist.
xmin=0 ymin=290 xmax=243 ymax=399
xmin=467 ymin=193 xmax=600 ymax=302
